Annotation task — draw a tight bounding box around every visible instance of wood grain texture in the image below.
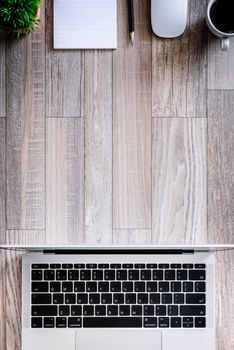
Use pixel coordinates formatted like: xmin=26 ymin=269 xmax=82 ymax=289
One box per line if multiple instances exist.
xmin=208 ymin=35 xmax=234 ymax=89
xmin=113 ymin=230 xmax=151 ymax=244
xmin=0 ymin=249 xmax=6 ymax=350
xmin=113 ymin=0 xmax=152 ymax=229
xmin=215 ymin=251 xmax=234 ymax=350
xmin=152 ymin=118 xmax=207 ymax=244
xmin=0 ymin=118 xmax=5 ymax=244
xmin=6 ymin=7 xmax=45 ymax=230
xmin=0 ymin=31 xmax=5 ymax=117
xmin=45 ymin=0 xmax=84 ymax=117
xmin=152 ymin=0 xmax=207 ymax=118
xmin=46 ymin=118 xmax=84 ymax=243
xmin=84 ymin=50 xmax=112 ymax=244
xmin=208 ymin=91 xmax=234 ymax=243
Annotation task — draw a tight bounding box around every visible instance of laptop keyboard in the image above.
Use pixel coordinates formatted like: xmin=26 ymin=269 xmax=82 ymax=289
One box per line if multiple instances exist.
xmin=31 ymin=263 xmax=206 ymax=329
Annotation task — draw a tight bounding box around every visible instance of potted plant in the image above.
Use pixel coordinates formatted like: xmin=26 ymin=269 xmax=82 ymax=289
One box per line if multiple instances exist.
xmin=0 ymin=0 xmax=42 ymax=37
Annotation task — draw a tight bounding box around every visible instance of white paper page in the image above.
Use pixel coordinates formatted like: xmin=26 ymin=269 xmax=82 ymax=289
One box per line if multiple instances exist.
xmin=54 ymin=0 xmax=117 ymax=49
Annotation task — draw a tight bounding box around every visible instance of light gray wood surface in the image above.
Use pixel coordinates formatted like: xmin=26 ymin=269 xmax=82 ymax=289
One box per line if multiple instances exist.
xmin=0 ymin=31 xmax=5 ymax=117
xmin=0 ymin=119 xmax=5 ymax=244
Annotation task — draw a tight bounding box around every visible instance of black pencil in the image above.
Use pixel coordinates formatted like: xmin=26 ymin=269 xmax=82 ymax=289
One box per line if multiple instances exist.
xmin=128 ymin=0 xmax=135 ymax=43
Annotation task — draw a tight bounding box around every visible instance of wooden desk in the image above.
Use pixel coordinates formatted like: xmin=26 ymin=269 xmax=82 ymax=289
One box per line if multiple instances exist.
xmin=0 ymin=0 xmax=233 ymax=349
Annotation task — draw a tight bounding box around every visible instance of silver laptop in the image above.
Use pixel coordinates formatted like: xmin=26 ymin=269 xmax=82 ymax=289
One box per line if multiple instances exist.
xmin=1 ymin=244 xmax=233 ymax=350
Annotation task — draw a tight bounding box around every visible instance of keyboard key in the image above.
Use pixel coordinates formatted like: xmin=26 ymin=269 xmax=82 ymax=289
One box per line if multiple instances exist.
xmin=165 ymin=270 xmax=175 ymax=280
xmin=171 ymin=282 xmax=181 ymax=293
xmin=98 ymin=264 xmax=109 ymax=269
xmin=168 ymin=305 xmax=178 ymax=316
xmin=32 ymin=270 xmax=42 ymax=280
xmin=80 ymin=270 xmax=91 ymax=280
xmin=83 ymin=317 xmax=142 ymax=328
xmin=44 ymin=317 xmax=54 ymax=328
xmin=56 ymin=317 xmax=67 ymax=328
xmin=159 ymin=282 xmax=169 ymax=292
xmin=159 ymin=264 xmax=169 ymax=269
xmin=174 ymin=293 xmax=184 ymax=304
xmin=104 ymin=270 xmax=115 ymax=280
xmin=68 ymin=270 xmax=79 ymax=280
xmin=110 ymin=264 xmax=121 ymax=269
xmin=153 ymin=270 xmax=163 ymax=280
xmin=50 ymin=282 xmax=61 ymax=293
xmin=56 ymin=270 xmax=67 ymax=281
xmin=147 ymin=282 xmax=157 ymax=292
xmin=62 ymin=282 xmax=73 ymax=292
xmin=144 ymin=317 xmax=157 ymax=328
xmin=144 ymin=305 xmax=154 ymax=316
xmin=135 ymin=282 xmax=145 ymax=292
xmin=195 ymin=264 xmax=205 ymax=269
xmin=32 ymin=305 xmax=57 ymax=316
xmin=32 ymin=294 xmax=51 ymax=304
xmin=68 ymin=317 xmax=82 ymax=328
xmin=99 ymin=282 xmax=109 ymax=292
xmin=77 ymin=293 xmax=88 ymax=304
xmin=107 ymin=305 xmax=118 ymax=316
xmin=116 ymin=270 xmax=127 ymax=280
xmin=62 ymin=264 xmax=73 ymax=269
xmin=180 ymin=305 xmax=205 ymax=316
xmin=95 ymin=305 xmax=106 ymax=316
xmin=183 ymin=264 xmax=193 ymax=269
xmin=149 ymin=293 xmax=160 ymax=304
xmin=31 ymin=317 xmax=42 ymax=328
xmin=134 ymin=264 xmax=145 ymax=269
xmin=113 ymin=293 xmax=124 ymax=304
xmin=120 ymin=305 xmax=130 ymax=316
xmin=189 ymin=270 xmax=206 ymax=280
xmin=110 ymin=282 xmax=121 ymax=292
xmin=32 ymin=264 xmax=48 ymax=269
xmin=71 ymin=305 xmax=82 ymax=316
xmin=195 ymin=317 xmax=206 ymax=328
xmin=32 ymin=282 xmax=48 ymax=293
xmin=132 ymin=305 xmax=142 ymax=316
xmin=195 ymin=282 xmax=206 ymax=292
xmin=83 ymin=305 xmax=94 ymax=316
xmin=44 ymin=270 xmax=55 ymax=281
xmin=86 ymin=282 xmax=97 ymax=292
xmin=183 ymin=317 xmax=193 ymax=323
xmin=65 ymin=294 xmax=76 ymax=304
xmin=123 ymin=264 xmax=133 ymax=269
xmin=86 ymin=264 xmax=97 ymax=269
xmin=74 ymin=264 xmax=85 ymax=269
xmin=183 ymin=282 xmax=193 ymax=292
xmin=101 ymin=293 xmax=112 ymax=304
xmin=50 ymin=264 xmax=61 ymax=269
xmin=137 ymin=293 xmax=148 ymax=304
xmin=74 ymin=282 xmax=84 ymax=292
xmin=141 ymin=270 xmax=151 ymax=280
xmin=129 ymin=270 xmax=139 ymax=280
xmin=186 ymin=294 xmax=206 ymax=304
xmin=156 ymin=305 xmax=166 ymax=316
xmin=89 ymin=294 xmax=100 ymax=304
xmin=171 ymin=317 xmax=181 ymax=328
xmin=123 ymin=282 xmax=133 ymax=292
xmin=53 ymin=294 xmax=64 ymax=304
xmin=92 ymin=270 xmax=103 ymax=280
xmin=59 ymin=305 xmax=69 ymax=316
xmin=162 ymin=293 xmax=172 ymax=304
xmin=171 ymin=264 xmax=181 ymax=269
xmin=177 ymin=270 xmax=187 ymax=280
xmin=125 ymin=293 xmax=136 ymax=304
xmin=183 ymin=322 xmax=193 ymax=328
xmin=159 ymin=317 xmax=169 ymax=327
xmin=146 ymin=264 xmax=157 ymax=269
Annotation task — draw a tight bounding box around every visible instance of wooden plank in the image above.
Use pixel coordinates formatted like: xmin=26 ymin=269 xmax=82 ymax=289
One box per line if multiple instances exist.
xmin=208 ymin=91 xmax=234 ymax=243
xmin=152 ymin=118 xmax=207 ymax=244
xmin=152 ymin=0 xmax=207 ymax=118
xmin=46 ymin=118 xmax=84 ymax=243
xmin=113 ymin=230 xmax=151 ymax=244
xmin=0 ymin=249 xmax=6 ymax=350
xmin=215 ymin=251 xmax=234 ymax=350
xmin=84 ymin=51 xmax=112 ymax=244
xmin=113 ymin=0 xmax=152 ymax=229
xmin=0 ymin=119 xmax=5 ymax=243
xmin=6 ymin=7 xmax=45 ymax=230
xmin=0 ymin=31 xmax=5 ymax=117
xmin=45 ymin=0 xmax=84 ymax=117
xmin=208 ymin=35 xmax=234 ymax=89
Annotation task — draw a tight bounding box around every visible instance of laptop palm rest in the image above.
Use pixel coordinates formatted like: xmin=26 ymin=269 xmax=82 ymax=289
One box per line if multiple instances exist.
xmin=76 ymin=329 xmax=162 ymax=350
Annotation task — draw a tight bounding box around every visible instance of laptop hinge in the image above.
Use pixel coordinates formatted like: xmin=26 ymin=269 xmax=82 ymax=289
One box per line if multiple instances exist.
xmin=43 ymin=249 xmax=195 ymax=255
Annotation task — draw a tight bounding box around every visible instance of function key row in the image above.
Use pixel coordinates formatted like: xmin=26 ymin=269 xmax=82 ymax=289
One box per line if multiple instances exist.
xmin=32 ymin=263 xmax=206 ymax=270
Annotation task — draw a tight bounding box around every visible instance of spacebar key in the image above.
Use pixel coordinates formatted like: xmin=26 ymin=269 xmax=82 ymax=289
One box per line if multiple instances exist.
xmin=84 ymin=317 xmax=142 ymax=328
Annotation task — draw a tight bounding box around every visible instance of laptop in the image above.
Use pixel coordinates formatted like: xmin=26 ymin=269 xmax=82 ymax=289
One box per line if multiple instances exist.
xmin=0 ymin=244 xmax=233 ymax=350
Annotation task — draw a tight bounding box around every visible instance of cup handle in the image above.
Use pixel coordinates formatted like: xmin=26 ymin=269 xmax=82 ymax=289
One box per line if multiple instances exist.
xmin=221 ymin=37 xmax=229 ymax=51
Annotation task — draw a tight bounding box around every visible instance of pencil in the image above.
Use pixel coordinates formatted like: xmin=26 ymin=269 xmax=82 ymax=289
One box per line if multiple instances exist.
xmin=128 ymin=0 xmax=135 ymax=43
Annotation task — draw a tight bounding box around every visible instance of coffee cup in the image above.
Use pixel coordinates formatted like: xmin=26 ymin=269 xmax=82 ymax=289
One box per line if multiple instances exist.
xmin=206 ymin=0 xmax=234 ymax=51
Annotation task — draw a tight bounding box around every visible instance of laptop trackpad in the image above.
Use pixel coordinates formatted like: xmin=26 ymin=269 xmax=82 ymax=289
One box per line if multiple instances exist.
xmin=76 ymin=329 xmax=162 ymax=350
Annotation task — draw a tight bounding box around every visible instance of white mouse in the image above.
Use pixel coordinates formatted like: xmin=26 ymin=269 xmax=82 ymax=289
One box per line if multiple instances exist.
xmin=151 ymin=0 xmax=188 ymax=38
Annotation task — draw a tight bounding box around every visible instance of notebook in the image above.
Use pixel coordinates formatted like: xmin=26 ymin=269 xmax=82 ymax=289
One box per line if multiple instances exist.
xmin=54 ymin=0 xmax=117 ymax=49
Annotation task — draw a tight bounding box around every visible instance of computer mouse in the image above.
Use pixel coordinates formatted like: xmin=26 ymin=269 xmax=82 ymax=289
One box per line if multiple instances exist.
xmin=151 ymin=0 xmax=188 ymax=38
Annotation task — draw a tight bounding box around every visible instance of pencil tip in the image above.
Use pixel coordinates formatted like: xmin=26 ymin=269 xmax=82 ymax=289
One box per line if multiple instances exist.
xmin=130 ymin=32 xmax=135 ymax=43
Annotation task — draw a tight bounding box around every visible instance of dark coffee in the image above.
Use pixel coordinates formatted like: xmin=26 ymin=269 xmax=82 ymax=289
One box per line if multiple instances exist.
xmin=210 ymin=0 xmax=234 ymax=33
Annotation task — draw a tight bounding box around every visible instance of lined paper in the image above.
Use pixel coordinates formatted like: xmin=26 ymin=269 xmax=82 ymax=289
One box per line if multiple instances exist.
xmin=54 ymin=0 xmax=117 ymax=49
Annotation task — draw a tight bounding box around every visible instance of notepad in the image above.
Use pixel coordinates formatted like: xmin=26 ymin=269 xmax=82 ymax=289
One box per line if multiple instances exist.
xmin=54 ymin=0 xmax=117 ymax=49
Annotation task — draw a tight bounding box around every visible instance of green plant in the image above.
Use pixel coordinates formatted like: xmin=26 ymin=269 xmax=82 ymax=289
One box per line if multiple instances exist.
xmin=0 ymin=0 xmax=41 ymax=37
